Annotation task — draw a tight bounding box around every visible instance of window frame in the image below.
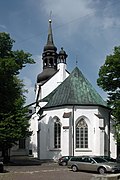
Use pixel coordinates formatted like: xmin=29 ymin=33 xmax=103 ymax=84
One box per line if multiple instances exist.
xmin=19 ymin=139 xmax=26 ymax=149
xmin=75 ymin=118 xmax=88 ymax=149
xmin=54 ymin=119 xmax=61 ymax=149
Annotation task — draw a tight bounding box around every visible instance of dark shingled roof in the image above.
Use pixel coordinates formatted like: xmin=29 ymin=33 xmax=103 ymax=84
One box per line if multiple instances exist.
xmin=41 ymin=67 xmax=107 ymax=108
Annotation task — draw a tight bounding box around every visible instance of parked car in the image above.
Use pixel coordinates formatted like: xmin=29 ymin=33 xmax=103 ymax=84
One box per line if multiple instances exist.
xmin=67 ymin=156 xmax=120 ymax=174
xmin=58 ymin=156 xmax=73 ymax=166
xmin=0 ymin=161 xmax=4 ymax=173
xmin=99 ymin=156 xmax=116 ymax=162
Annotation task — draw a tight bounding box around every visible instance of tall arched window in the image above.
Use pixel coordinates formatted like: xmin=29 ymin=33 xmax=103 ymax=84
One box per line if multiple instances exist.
xmin=76 ymin=118 xmax=88 ymax=148
xmin=54 ymin=119 xmax=61 ymax=148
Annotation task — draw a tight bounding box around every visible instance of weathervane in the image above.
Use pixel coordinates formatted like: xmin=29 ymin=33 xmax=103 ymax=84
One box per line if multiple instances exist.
xmin=76 ymin=55 xmax=78 ymax=66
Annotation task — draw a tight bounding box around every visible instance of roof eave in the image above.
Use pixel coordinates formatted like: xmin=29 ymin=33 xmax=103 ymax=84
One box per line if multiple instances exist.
xmin=42 ymin=103 xmax=111 ymax=111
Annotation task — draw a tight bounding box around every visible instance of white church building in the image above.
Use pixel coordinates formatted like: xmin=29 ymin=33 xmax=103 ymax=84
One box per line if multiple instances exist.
xmin=11 ymin=19 xmax=117 ymax=160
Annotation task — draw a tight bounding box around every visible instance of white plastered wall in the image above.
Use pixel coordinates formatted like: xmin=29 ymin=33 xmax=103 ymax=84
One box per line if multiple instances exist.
xmin=37 ymin=105 xmax=115 ymax=160
xmin=73 ymin=106 xmax=99 ymax=156
xmin=41 ymin=69 xmax=69 ymax=99
xmin=29 ymin=113 xmax=39 ymax=157
xmin=38 ymin=107 xmax=72 ymax=160
xmin=110 ymin=119 xmax=117 ymax=158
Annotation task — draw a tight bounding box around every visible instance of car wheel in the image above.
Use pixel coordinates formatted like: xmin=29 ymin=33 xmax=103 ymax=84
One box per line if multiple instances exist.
xmin=72 ymin=165 xmax=78 ymax=172
xmin=62 ymin=161 xmax=67 ymax=166
xmin=98 ymin=167 xmax=106 ymax=174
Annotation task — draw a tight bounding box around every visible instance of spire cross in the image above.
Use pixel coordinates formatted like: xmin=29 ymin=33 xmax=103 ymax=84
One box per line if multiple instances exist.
xmin=49 ymin=11 xmax=52 ymax=20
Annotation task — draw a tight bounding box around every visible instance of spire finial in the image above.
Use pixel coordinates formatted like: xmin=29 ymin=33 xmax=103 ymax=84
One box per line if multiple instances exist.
xmin=49 ymin=11 xmax=52 ymax=24
xmin=46 ymin=11 xmax=54 ymax=45
xmin=49 ymin=11 xmax=52 ymax=22
xmin=76 ymin=55 xmax=78 ymax=66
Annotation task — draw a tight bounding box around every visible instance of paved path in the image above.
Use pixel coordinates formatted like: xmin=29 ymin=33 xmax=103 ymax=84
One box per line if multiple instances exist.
xmin=0 ymin=157 xmax=120 ymax=180
xmin=0 ymin=165 xmax=93 ymax=180
xmin=0 ymin=157 xmax=93 ymax=180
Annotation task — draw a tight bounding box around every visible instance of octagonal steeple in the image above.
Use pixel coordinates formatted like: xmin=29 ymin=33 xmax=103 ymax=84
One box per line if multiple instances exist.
xmin=37 ymin=19 xmax=58 ymax=84
xmin=42 ymin=19 xmax=58 ymax=70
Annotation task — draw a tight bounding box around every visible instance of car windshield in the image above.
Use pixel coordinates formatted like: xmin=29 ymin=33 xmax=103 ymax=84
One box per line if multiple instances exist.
xmin=93 ymin=157 xmax=108 ymax=163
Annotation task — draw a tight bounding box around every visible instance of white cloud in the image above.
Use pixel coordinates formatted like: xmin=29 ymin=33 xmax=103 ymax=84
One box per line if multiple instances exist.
xmin=0 ymin=24 xmax=6 ymax=29
xmin=102 ymin=17 xmax=120 ymax=29
xmin=22 ymin=76 xmax=35 ymax=105
xmin=42 ymin=0 xmax=95 ymax=28
xmin=21 ymin=54 xmax=42 ymax=105
xmin=33 ymin=54 xmax=42 ymax=73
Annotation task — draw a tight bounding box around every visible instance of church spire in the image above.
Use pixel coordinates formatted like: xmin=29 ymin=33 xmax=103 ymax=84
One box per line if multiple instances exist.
xmin=42 ymin=19 xmax=58 ymax=70
xmin=37 ymin=19 xmax=58 ymax=84
xmin=43 ymin=19 xmax=57 ymax=52
xmin=47 ymin=19 xmax=54 ymax=45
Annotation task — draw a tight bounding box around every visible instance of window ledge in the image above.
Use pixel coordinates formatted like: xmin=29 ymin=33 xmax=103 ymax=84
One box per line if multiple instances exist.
xmin=49 ymin=149 xmax=61 ymax=151
xmin=75 ymin=149 xmax=92 ymax=152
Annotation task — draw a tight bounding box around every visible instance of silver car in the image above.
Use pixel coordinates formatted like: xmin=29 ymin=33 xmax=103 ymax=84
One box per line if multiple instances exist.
xmin=67 ymin=156 xmax=120 ymax=174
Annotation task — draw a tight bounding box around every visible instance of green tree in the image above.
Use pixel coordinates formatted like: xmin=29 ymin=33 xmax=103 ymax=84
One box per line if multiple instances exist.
xmin=97 ymin=46 xmax=120 ymax=142
xmin=0 ymin=32 xmax=35 ymax=162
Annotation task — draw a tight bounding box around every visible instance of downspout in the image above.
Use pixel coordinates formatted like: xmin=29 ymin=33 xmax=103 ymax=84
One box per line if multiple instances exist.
xmin=37 ymin=129 xmax=40 ymax=159
xmin=72 ymin=105 xmax=75 ymax=156
xmin=108 ymin=110 xmax=111 ymax=157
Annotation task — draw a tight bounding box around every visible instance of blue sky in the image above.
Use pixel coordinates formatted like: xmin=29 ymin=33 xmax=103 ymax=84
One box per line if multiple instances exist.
xmin=0 ymin=0 xmax=120 ymax=105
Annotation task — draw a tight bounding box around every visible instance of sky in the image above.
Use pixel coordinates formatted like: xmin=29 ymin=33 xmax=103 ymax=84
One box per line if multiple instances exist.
xmin=0 ymin=0 xmax=120 ymax=105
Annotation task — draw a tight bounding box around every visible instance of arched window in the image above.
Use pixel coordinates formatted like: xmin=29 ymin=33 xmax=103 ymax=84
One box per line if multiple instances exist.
xmin=76 ymin=118 xmax=88 ymax=148
xmin=43 ymin=58 xmax=47 ymax=67
xmin=49 ymin=58 xmax=53 ymax=67
xmin=54 ymin=119 xmax=61 ymax=148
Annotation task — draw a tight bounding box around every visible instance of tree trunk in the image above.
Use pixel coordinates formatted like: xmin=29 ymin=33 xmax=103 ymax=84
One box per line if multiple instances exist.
xmin=2 ymin=147 xmax=10 ymax=163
